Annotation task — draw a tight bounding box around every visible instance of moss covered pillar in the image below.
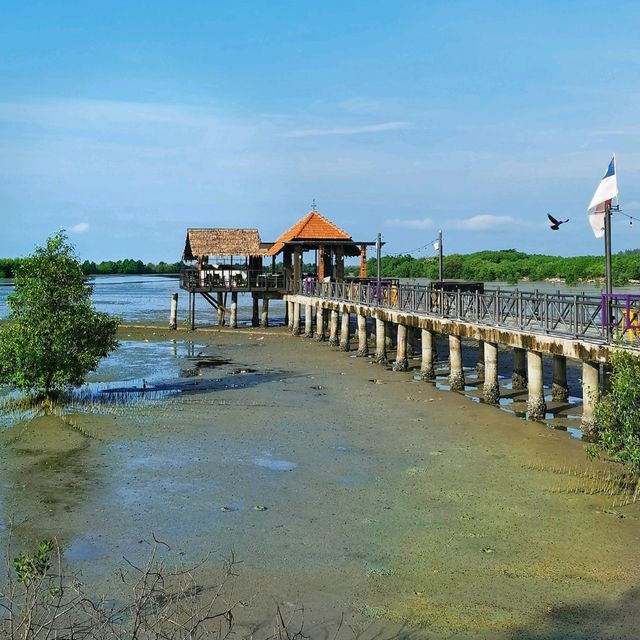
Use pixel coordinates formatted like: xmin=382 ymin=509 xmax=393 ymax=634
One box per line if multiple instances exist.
xmin=449 ymin=335 xmax=464 ymax=391
xmin=526 ymin=350 xmax=546 ymax=420
xmin=394 ymin=323 xmax=408 ymax=371
xmin=483 ymin=341 xmax=499 ymax=404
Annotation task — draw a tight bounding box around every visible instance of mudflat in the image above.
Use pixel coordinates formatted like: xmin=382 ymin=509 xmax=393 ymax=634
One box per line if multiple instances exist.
xmin=0 ymin=324 xmax=638 ymax=639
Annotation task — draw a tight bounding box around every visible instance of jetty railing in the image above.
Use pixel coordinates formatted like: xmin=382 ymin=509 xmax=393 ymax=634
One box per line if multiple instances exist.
xmin=296 ymin=280 xmax=640 ymax=346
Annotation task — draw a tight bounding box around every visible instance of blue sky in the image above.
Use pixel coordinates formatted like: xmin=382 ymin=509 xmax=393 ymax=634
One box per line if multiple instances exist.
xmin=2 ymin=1 xmax=640 ymax=262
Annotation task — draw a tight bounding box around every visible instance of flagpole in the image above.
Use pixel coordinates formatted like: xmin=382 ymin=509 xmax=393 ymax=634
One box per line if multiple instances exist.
xmin=604 ymin=202 xmax=613 ymax=298
xmin=438 ymin=230 xmax=443 ymax=283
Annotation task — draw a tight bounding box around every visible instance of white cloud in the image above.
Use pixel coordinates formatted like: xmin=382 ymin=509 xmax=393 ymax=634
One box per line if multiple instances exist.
xmin=453 ymin=215 xmax=514 ymax=231
xmin=69 ymin=222 xmax=90 ymax=233
xmin=384 ymin=217 xmax=434 ymax=230
xmin=284 ymin=121 xmax=408 ymax=138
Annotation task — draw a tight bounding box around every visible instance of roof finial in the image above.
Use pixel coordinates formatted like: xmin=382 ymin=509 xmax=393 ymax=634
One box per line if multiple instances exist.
xmin=312 ymin=199 xmax=317 ymax=212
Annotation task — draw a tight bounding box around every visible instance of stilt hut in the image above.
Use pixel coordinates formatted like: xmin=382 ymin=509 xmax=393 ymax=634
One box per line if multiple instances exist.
xmin=266 ymin=209 xmax=375 ymax=289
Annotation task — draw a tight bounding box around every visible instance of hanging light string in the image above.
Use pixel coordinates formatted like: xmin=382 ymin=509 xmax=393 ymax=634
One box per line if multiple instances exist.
xmin=388 ymin=236 xmax=441 ymax=256
xmin=616 ymin=209 xmax=640 ymax=226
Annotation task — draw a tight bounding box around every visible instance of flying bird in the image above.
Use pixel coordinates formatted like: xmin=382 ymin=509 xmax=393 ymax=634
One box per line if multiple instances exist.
xmin=547 ymin=213 xmax=569 ymax=230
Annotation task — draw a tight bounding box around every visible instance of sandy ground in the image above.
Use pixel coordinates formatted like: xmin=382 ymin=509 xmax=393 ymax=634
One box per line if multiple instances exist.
xmin=0 ymin=324 xmax=638 ymax=639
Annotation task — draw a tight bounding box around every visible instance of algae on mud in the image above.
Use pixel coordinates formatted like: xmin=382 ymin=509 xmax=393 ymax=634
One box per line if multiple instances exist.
xmin=0 ymin=324 xmax=638 ymax=639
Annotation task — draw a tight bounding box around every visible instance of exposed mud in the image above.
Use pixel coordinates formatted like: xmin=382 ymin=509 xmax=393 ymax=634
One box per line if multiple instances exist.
xmin=0 ymin=324 xmax=638 ymax=638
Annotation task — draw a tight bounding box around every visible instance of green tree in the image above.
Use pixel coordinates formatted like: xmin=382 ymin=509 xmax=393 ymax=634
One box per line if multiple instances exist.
xmin=592 ymin=349 xmax=640 ymax=472
xmin=0 ymin=232 xmax=119 ymax=400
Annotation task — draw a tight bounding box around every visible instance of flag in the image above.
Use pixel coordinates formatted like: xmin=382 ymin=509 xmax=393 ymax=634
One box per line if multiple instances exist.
xmin=587 ymin=156 xmax=617 ymax=238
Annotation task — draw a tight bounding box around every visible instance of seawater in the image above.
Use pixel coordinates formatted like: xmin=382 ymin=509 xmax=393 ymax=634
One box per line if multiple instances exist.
xmin=0 ymin=275 xmax=286 ymax=325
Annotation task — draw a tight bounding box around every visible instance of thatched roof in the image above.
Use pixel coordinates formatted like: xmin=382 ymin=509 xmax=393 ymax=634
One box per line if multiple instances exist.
xmin=183 ymin=228 xmax=269 ymax=260
xmin=267 ymin=211 xmax=354 ymax=256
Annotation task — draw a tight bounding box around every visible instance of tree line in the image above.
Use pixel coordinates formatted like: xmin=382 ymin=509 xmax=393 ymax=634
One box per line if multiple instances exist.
xmin=0 ymin=258 xmax=184 ymax=278
xmin=346 ymin=249 xmax=640 ymax=286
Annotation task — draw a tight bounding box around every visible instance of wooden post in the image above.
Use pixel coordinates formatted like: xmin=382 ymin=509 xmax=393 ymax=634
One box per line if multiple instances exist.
xmin=551 ymin=355 xmax=569 ymax=401
xmin=483 ymin=341 xmax=499 ymax=404
xmin=420 ymin=328 xmax=435 ymax=379
xmin=394 ymin=323 xmax=408 ymax=371
xmin=318 ymin=245 xmax=326 ymax=281
xmin=356 ymin=313 xmax=369 ymax=356
xmin=329 ymin=309 xmax=339 ymax=346
xmin=335 ymin=246 xmax=344 ymax=282
xmin=359 ymin=244 xmax=367 ymax=278
xmin=252 ymin=295 xmax=259 ymax=327
xmin=230 ymin=291 xmax=238 ymax=329
xmin=287 ymin=300 xmax=294 ymax=331
xmin=340 ymin=311 xmax=351 ymax=352
xmin=169 ymin=293 xmax=178 ymax=330
xmin=217 ymin=292 xmax=225 ymax=326
xmin=449 ymin=335 xmax=464 ymax=391
xmin=305 ymin=302 xmax=313 ymax=337
xmin=260 ymin=297 xmax=269 ymax=328
xmin=526 ymin=350 xmax=546 ymax=420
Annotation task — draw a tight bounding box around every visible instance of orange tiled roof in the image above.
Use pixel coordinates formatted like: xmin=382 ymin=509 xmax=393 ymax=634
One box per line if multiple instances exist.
xmin=267 ymin=211 xmax=353 ymax=256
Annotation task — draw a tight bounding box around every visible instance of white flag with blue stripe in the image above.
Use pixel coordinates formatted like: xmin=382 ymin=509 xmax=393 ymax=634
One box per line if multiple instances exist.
xmin=587 ymin=156 xmax=618 ymax=238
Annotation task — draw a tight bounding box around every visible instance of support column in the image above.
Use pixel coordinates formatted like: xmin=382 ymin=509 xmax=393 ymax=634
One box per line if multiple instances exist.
xmin=551 ymin=355 xmax=569 ymax=401
xmin=374 ymin=316 xmax=387 ymax=364
xmin=526 ymin=350 xmax=546 ymax=420
xmin=230 ymin=292 xmax=238 ymax=329
xmin=260 ymin=297 xmax=269 ymax=328
xmin=287 ymin=300 xmax=294 ymax=331
xmin=393 ymin=323 xmax=408 ymax=371
xmin=292 ymin=301 xmax=301 ymax=336
xmin=340 ymin=311 xmax=351 ymax=352
xmin=476 ymin=340 xmax=485 ymax=378
xmin=483 ymin=342 xmax=500 ymax=404
xmin=512 ymin=347 xmax=527 ymax=390
xmin=581 ymin=360 xmax=600 ymax=436
xmin=304 ymin=303 xmax=313 ymax=338
xmin=252 ymin=296 xmax=259 ymax=328
xmin=357 ymin=313 xmax=369 ymax=357
xmin=329 ymin=309 xmax=339 ymax=346
xmin=359 ymin=244 xmax=368 ymax=278
xmin=420 ymin=329 xmax=435 ymax=379
xmin=315 ymin=304 xmax=326 ymax=342
xmin=217 ymin=292 xmax=225 ymax=326
xmin=169 ymin=293 xmax=178 ymax=330
xmin=449 ymin=335 xmax=465 ymax=391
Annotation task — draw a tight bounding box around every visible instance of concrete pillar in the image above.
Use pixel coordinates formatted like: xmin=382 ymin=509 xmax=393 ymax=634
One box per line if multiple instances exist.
xmin=483 ymin=341 xmax=499 ymax=404
xmin=512 ymin=347 xmax=527 ymax=390
xmin=230 ymin=292 xmax=238 ymax=329
xmin=260 ymin=297 xmax=269 ymax=328
xmin=449 ymin=335 xmax=465 ymax=391
xmin=292 ymin=301 xmax=301 ymax=335
xmin=526 ymin=350 xmax=546 ymax=420
xmin=340 ymin=311 xmax=351 ymax=352
xmin=287 ymin=300 xmax=294 ymax=331
xmin=374 ymin=316 xmax=387 ymax=364
xmin=476 ymin=340 xmax=485 ymax=378
xmin=581 ymin=360 xmax=600 ymax=436
xmin=420 ymin=328 xmax=435 ymax=380
xmin=169 ymin=293 xmax=178 ymax=330
xmin=315 ymin=304 xmax=326 ymax=342
xmin=551 ymin=355 xmax=569 ymax=401
xmin=329 ymin=309 xmax=339 ymax=346
xmin=252 ymin=296 xmax=259 ymax=328
xmin=394 ymin=323 xmax=408 ymax=371
xmin=356 ymin=313 xmax=369 ymax=357
xmin=304 ymin=303 xmax=313 ymax=338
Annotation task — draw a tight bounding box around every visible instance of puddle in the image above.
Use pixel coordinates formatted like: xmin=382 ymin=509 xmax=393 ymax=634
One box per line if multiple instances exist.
xmin=253 ymin=456 xmax=298 ymax=471
xmin=65 ymin=536 xmax=107 ymax=562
